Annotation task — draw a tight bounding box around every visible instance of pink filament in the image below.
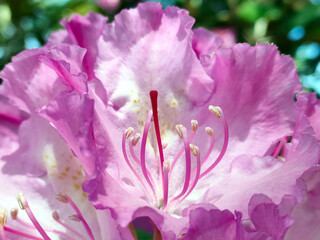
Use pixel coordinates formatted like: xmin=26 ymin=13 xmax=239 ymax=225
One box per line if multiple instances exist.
xmin=55 ymin=219 xmax=86 ymax=240
xmin=140 ymin=110 xmax=158 ymax=203
xmin=129 ymin=140 xmax=156 ymax=188
xmin=64 ymin=195 xmax=95 ymax=240
xmin=16 ymin=218 xmax=79 ymax=240
xmin=200 ymin=114 xmax=229 ymax=179
xmin=3 ymin=226 xmax=42 ymax=240
xmin=169 ymin=131 xmax=196 ymax=178
xmin=23 ymin=200 xmax=51 ymax=240
xmin=163 ymin=163 xmax=170 ymax=209
xmin=177 ymin=151 xmax=201 ymax=206
xmin=122 ymin=132 xmax=153 ymax=201
xmin=170 ymin=128 xmax=191 ymax=203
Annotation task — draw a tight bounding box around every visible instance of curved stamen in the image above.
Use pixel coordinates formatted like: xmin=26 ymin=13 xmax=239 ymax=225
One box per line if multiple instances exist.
xmin=62 ymin=194 xmax=95 ymax=240
xmin=129 ymin=138 xmax=156 ymax=188
xmin=14 ymin=216 xmax=78 ymax=240
xmin=163 ymin=161 xmax=170 ymax=209
xmin=122 ymin=130 xmax=153 ymax=201
xmin=140 ymin=110 xmax=158 ymax=204
xmin=200 ymin=108 xmax=229 ymax=179
xmin=170 ymin=127 xmax=191 ymax=203
xmin=0 ymin=209 xmax=7 ymax=240
xmin=52 ymin=211 xmax=86 ymax=240
xmin=3 ymin=226 xmax=42 ymax=240
xmin=16 ymin=193 xmax=51 ymax=240
xmin=177 ymin=145 xmax=201 ymax=206
xmin=169 ymin=130 xmax=196 ymax=178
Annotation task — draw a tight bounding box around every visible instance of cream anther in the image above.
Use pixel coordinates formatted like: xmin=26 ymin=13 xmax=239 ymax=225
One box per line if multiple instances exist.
xmin=52 ymin=211 xmax=60 ymax=221
xmin=16 ymin=193 xmax=26 ymax=210
xmin=125 ymin=127 xmax=134 ymax=139
xmin=190 ymin=144 xmax=199 ymax=156
xmin=56 ymin=193 xmax=68 ymax=204
xmin=209 ymin=105 xmax=222 ymax=118
xmin=205 ymin=127 xmax=214 ymax=137
xmin=69 ymin=214 xmax=81 ymax=222
xmin=175 ymin=124 xmax=184 ymax=138
xmin=163 ymin=161 xmax=171 ymax=173
xmin=10 ymin=208 xmax=18 ymax=220
xmin=277 ymin=156 xmax=285 ymax=162
xmin=162 ymin=143 xmax=168 ymax=149
xmin=0 ymin=209 xmax=7 ymax=226
xmin=131 ymin=134 xmax=140 ymax=146
xmin=191 ymin=120 xmax=199 ymax=132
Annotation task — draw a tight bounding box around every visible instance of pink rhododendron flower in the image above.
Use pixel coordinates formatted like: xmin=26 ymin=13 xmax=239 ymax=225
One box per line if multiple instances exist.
xmin=34 ymin=2 xmax=320 ymax=239
xmin=1 ymin=2 xmax=320 ymax=240
xmin=0 ymin=33 xmax=133 ymax=240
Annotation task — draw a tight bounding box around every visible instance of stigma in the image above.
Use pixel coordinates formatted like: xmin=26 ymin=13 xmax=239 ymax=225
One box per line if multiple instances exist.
xmin=121 ymin=90 xmax=229 ymax=212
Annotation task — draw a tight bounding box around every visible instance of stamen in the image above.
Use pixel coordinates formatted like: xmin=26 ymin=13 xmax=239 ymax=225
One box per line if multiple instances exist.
xmin=208 ymin=105 xmax=222 ymax=118
xmin=129 ymin=138 xmax=156 ymax=188
xmin=169 ymin=121 xmax=197 ymax=176
xmin=200 ymin=127 xmax=215 ymax=166
xmin=176 ymin=145 xmax=201 ymax=206
xmin=163 ymin=161 xmax=170 ymax=209
xmin=200 ymin=107 xmax=229 ymax=179
xmin=272 ymin=137 xmax=287 ymax=158
xmin=0 ymin=209 xmax=8 ymax=240
xmin=191 ymin=120 xmax=199 ymax=132
xmin=61 ymin=194 xmax=95 ymax=240
xmin=175 ymin=124 xmax=184 ymax=139
xmin=10 ymin=208 xmax=18 ymax=220
xmin=170 ymin=127 xmax=191 ymax=203
xmin=125 ymin=127 xmax=134 ymax=139
xmin=16 ymin=193 xmax=51 ymax=240
xmin=140 ymin=110 xmax=158 ymax=204
xmin=53 ymin=211 xmax=86 ymax=240
xmin=122 ymin=130 xmax=154 ymax=201
xmin=69 ymin=215 xmax=81 ymax=222
xmin=14 ymin=212 xmax=79 ymax=240
xmin=162 ymin=143 xmax=168 ymax=149
xmin=131 ymin=133 xmax=140 ymax=146
xmin=3 ymin=226 xmax=42 ymax=240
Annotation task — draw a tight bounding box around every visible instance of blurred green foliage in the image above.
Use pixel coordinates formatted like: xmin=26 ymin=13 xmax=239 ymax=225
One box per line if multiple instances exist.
xmin=0 ymin=0 xmax=319 ymax=93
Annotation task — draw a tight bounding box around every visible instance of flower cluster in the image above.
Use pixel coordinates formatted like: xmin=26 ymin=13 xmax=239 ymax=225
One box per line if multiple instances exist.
xmin=0 ymin=2 xmax=320 ymax=240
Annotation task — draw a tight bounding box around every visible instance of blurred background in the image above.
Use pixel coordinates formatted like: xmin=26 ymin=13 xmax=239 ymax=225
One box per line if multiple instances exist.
xmin=0 ymin=0 xmax=319 ymax=92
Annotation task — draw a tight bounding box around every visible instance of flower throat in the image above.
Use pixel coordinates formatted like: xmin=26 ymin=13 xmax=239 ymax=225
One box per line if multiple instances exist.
xmin=122 ymin=90 xmax=229 ymax=212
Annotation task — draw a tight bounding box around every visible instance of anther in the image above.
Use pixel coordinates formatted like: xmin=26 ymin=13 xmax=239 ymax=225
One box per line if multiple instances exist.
xmin=205 ymin=127 xmax=214 ymax=137
xmin=190 ymin=144 xmax=199 ymax=157
xmin=10 ymin=208 xmax=18 ymax=220
xmin=69 ymin=215 xmax=81 ymax=222
xmin=175 ymin=124 xmax=184 ymax=138
xmin=208 ymin=105 xmax=222 ymax=118
xmin=56 ymin=193 xmax=68 ymax=203
xmin=277 ymin=156 xmax=285 ymax=162
xmin=131 ymin=134 xmax=140 ymax=146
xmin=125 ymin=127 xmax=134 ymax=139
xmin=162 ymin=143 xmax=168 ymax=149
xmin=163 ymin=161 xmax=171 ymax=173
xmin=0 ymin=209 xmax=7 ymax=226
xmin=52 ymin=211 xmax=60 ymax=221
xmin=191 ymin=120 xmax=199 ymax=132
xmin=16 ymin=193 xmax=26 ymax=210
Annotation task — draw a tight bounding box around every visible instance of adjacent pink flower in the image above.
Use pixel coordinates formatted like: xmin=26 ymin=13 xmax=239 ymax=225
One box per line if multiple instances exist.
xmin=0 ymin=36 xmax=133 ymax=240
xmin=34 ymin=2 xmax=320 ymax=239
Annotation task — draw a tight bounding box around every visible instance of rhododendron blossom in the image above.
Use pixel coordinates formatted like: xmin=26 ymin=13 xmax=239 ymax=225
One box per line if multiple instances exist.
xmin=1 ymin=2 xmax=320 ymax=240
